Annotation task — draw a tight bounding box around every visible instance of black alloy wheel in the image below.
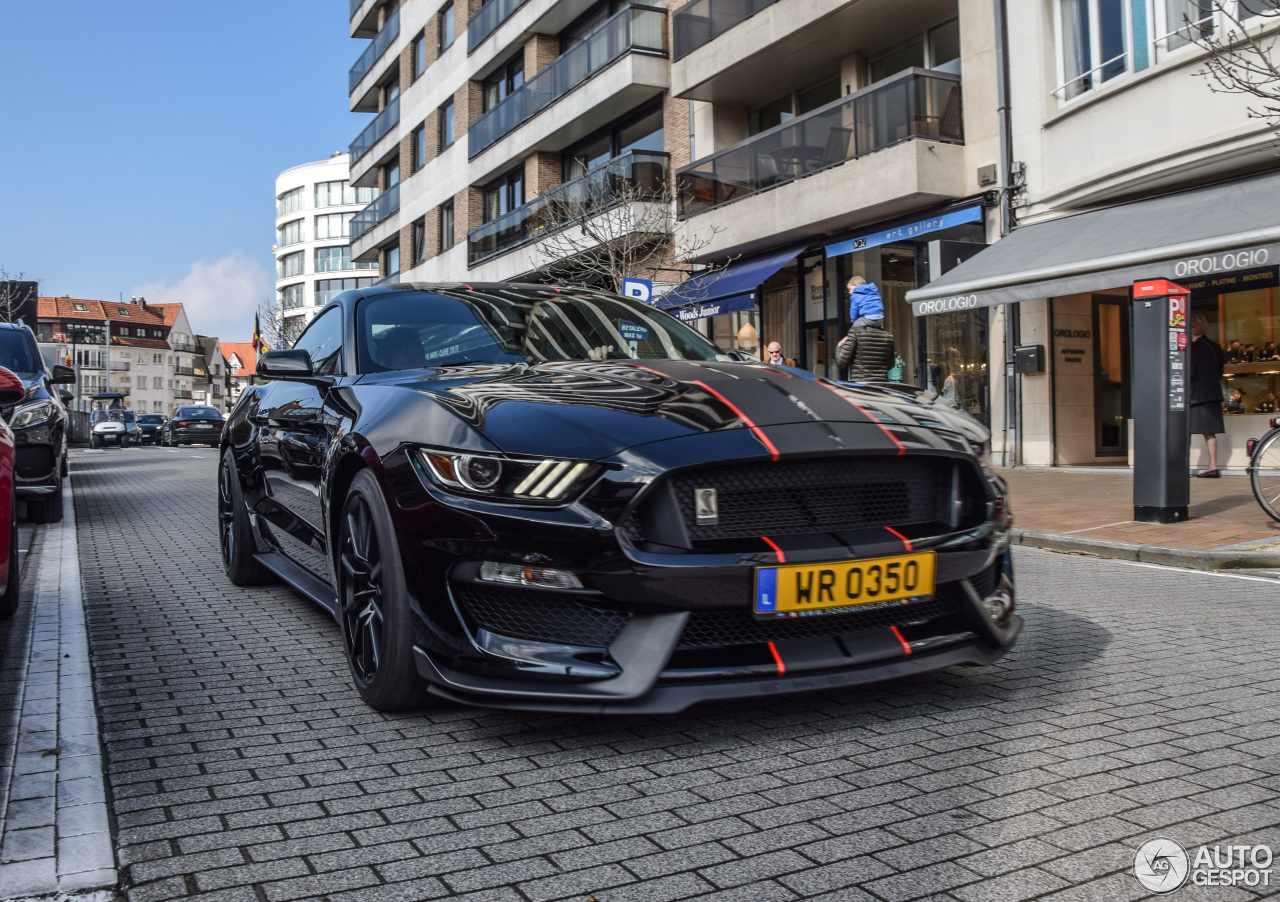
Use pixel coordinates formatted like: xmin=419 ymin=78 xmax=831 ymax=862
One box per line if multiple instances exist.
xmin=0 ymin=481 xmax=19 ymax=620
xmin=218 ymin=449 xmax=267 ymax=585
xmin=337 ymin=469 xmax=427 ymax=711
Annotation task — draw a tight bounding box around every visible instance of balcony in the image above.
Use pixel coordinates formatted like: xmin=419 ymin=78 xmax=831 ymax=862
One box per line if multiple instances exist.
xmin=174 ymin=365 xmax=195 ymax=376
xmin=679 ymin=70 xmax=962 ymax=217
xmin=171 ymin=341 xmax=198 ymax=353
xmin=350 ymin=183 xmax=400 ymax=242
xmin=469 ymin=151 xmax=669 ymax=266
xmin=672 ymin=0 xmax=779 ymax=60
xmin=468 ymin=0 xmax=530 ymax=52
xmin=469 ymin=4 xmax=667 ymax=158
xmin=350 ymin=6 xmax=399 ymax=95
xmin=174 ymin=390 xmax=193 ymax=400
xmin=350 ymin=96 xmax=399 ymax=165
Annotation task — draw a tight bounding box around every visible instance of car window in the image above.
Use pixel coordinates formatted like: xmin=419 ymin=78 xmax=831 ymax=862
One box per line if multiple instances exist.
xmin=356 ymin=289 xmax=725 ymax=373
xmin=293 ymin=308 xmax=343 ymax=376
xmin=0 ymin=331 xmax=38 ymax=375
xmin=123 ymin=411 xmax=136 ymax=423
xmin=139 ymin=415 xmax=165 ymax=424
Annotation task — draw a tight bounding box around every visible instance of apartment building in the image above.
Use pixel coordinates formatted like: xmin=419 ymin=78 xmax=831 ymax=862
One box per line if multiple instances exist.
xmin=908 ymin=2 xmax=1280 ymax=470
xmin=221 ymin=343 xmax=257 ymax=404
xmin=276 ymin=154 xmax=382 ymax=343
xmin=37 ymin=297 xmax=213 ymax=415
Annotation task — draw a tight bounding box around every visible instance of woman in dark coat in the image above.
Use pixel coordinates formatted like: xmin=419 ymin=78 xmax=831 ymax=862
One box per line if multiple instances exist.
xmin=1188 ymin=314 xmax=1225 ymax=478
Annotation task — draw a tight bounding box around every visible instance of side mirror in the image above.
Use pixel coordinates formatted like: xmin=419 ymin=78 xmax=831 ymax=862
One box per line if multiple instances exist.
xmin=50 ymin=364 xmax=76 ymax=385
xmin=256 ymin=349 xmax=314 ymax=381
xmin=0 ymin=367 xmax=25 ymax=407
xmin=59 ymin=390 xmax=74 ymax=405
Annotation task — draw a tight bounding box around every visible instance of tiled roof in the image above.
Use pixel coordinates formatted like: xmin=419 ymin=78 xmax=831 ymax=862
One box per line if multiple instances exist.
xmin=148 ymin=303 xmax=182 ymax=327
xmin=110 ymin=337 xmax=172 ymax=350
xmin=221 ymin=343 xmax=257 ymax=378
xmin=38 ymin=296 xmax=168 ymax=328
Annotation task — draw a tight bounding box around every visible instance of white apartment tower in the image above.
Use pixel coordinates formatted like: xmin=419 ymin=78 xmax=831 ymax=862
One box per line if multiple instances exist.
xmin=274 ymin=153 xmax=381 ymax=342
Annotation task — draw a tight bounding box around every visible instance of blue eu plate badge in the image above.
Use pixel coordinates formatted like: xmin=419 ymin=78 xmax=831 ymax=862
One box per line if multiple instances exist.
xmin=755 ymin=568 xmax=778 ymax=614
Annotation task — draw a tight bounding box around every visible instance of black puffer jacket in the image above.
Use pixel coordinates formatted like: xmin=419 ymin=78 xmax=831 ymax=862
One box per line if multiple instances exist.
xmin=835 ymin=324 xmax=896 ymax=381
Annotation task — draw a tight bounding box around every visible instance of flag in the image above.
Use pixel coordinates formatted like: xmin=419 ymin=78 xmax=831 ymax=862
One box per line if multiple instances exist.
xmin=253 ymin=311 xmax=262 ymax=355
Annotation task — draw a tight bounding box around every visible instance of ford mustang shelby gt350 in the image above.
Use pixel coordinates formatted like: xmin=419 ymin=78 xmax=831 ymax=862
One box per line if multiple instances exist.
xmin=219 ymin=284 xmax=1019 ymax=713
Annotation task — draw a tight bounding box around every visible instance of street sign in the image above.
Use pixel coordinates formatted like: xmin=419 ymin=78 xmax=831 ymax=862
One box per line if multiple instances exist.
xmin=621 ymin=278 xmax=652 ymax=303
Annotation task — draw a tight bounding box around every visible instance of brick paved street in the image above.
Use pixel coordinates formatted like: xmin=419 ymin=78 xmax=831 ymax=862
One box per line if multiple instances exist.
xmin=67 ymin=448 xmax=1280 ymax=901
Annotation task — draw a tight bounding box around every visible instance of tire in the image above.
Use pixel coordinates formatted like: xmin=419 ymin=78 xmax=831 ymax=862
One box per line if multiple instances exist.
xmin=1250 ymin=430 xmax=1280 ymax=523
xmin=0 ymin=482 xmax=19 ymax=621
xmin=337 ymin=469 xmax=428 ymax=711
xmin=90 ymin=434 xmax=101 ymax=450
xmin=27 ymin=481 xmax=63 ymax=524
xmin=219 ymin=449 xmax=268 ymax=586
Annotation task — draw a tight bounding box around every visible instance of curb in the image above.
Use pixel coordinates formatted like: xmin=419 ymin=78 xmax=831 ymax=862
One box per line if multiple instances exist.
xmin=1011 ymin=528 xmax=1280 ymax=571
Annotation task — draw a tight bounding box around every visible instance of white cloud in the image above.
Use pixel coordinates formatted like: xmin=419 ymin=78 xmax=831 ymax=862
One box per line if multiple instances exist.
xmin=133 ymin=252 xmax=273 ymax=343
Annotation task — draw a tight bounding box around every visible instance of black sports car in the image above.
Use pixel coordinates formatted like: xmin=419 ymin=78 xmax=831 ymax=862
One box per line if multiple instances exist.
xmin=220 ymin=284 xmax=1019 ymax=714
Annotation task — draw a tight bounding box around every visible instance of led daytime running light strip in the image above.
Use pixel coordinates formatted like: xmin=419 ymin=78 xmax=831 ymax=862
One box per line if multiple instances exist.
xmin=513 ymin=460 xmax=589 ymax=499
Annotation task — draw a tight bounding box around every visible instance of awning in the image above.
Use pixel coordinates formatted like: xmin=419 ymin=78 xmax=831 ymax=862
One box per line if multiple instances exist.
xmin=826 ymin=205 xmax=983 ymax=258
xmin=906 ymin=170 xmax=1280 ymax=316
xmin=655 ymin=243 xmax=808 ymax=321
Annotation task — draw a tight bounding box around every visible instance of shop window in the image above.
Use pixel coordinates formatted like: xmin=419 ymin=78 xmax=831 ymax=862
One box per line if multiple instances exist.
xmin=1056 ymin=0 xmax=1129 ymax=101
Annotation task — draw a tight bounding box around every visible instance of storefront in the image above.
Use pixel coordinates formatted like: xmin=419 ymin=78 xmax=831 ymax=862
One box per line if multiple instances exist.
xmin=905 ymin=170 xmax=1280 ymax=469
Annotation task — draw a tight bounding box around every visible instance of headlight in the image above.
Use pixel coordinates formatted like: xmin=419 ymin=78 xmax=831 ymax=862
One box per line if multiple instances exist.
xmin=10 ymin=401 xmax=53 ymax=430
xmin=418 ymin=449 xmax=599 ymax=503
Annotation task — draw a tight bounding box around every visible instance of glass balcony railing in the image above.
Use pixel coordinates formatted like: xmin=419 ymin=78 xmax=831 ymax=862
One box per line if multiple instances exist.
xmin=677 ymin=69 xmax=963 ymax=218
xmin=468 ymin=0 xmax=531 ymax=52
xmin=350 ymin=183 xmax=400 ymax=242
xmin=350 ymin=6 xmax=400 ymax=93
xmin=468 ymin=151 xmax=669 ymax=266
xmin=468 ymin=4 xmax=666 ymax=158
xmin=671 ymin=0 xmax=780 ymax=60
xmin=349 ymin=96 xmax=400 ymax=164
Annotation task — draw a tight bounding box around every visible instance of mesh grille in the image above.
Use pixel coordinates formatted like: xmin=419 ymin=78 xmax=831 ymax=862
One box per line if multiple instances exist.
xmin=15 ymin=446 xmax=55 ymax=480
xmin=676 ymin=591 xmax=961 ymax=649
xmin=655 ymin=458 xmax=950 ymax=543
xmin=969 ymin=561 xmax=1001 ymax=599
xmin=453 ymin=584 xmax=631 ymax=647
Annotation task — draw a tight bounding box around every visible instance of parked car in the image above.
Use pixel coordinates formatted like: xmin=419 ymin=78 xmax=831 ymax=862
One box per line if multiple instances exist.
xmin=165 ymin=406 xmax=223 ymax=446
xmin=0 ymin=323 xmax=73 ymax=523
xmin=0 ymin=366 xmax=27 ymax=619
xmin=137 ymin=413 xmax=166 ymax=445
xmin=219 ymin=284 xmax=1019 ymax=714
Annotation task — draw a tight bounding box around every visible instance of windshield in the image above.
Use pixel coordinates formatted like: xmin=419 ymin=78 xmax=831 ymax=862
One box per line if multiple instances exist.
xmin=0 ymin=331 xmax=38 ymax=375
xmin=357 ymin=288 xmax=728 ymax=373
xmin=139 ymin=415 xmax=165 ymax=424
xmin=91 ymin=410 xmax=128 ymax=424
xmin=176 ymin=407 xmax=221 ymax=419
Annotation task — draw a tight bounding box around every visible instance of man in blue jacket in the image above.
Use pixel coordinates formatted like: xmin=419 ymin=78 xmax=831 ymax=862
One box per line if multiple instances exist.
xmin=847 ymin=276 xmax=885 ymax=328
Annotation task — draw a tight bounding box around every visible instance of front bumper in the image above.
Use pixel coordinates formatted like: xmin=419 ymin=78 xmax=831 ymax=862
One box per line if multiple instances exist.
xmin=172 ymin=428 xmax=220 ymax=443
xmin=14 ymin=422 xmax=62 ymax=492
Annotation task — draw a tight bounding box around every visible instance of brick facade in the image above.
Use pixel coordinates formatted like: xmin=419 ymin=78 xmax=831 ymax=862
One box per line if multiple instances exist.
xmin=523 ymin=35 xmax=559 ymax=76
xmin=525 ymin=152 xmax=563 ymax=196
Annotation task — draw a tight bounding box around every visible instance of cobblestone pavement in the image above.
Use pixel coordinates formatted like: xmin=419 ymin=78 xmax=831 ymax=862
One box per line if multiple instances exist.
xmin=71 ymin=447 xmax=1280 ymax=902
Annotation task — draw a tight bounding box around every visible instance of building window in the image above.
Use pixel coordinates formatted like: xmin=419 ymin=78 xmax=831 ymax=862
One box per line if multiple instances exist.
xmin=413 ymin=125 xmax=427 ymax=172
xmin=1153 ymin=0 xmax=1216 ymax=56
xmin=316 ymin=277 xmax=376 ymax=306
xmin=439 ymin=99 xmax=455 ymax=149
xmin=315 ymin=212 xmax=352 ymax=239
xmin=385 ymin=161 xmax=400 ymax=188
xmin=414 ymin=220 xmax=427 ymax=263
xmin=385 ymin=243 xmax=400 ymax=276
xmin=153 ymin=353 xmax=162 ymax=364
xmin=153 ymin=377 xmax=163 ymax=389
xmin=281 ymin=283 xmax=306 ymax=310
xmin=316 ymin=180 xmax=377 ymax=207
xmin=277 ymin=219 xmax=304 ymax=247
xmin=440 ymin=201 xmax=455 ymax=251
xmin=152 ymin=329 xmax=162 ymax=338
xmin=1056 ymin=0 xmax=1129 ymax=100
xmin=439 ymin=2 xmax=455 ymax=51
xmin=315 ymin=246 xmax=354 ymax=273
xmin=483 ymin=168 xmax=524 ymax=222
xmin=119 ymin=327 xmax=130 ymax=337
xmin=278 ymin=251 xmax=304 ymax=279
xmin=413 ymin=34 xmax=426 ymax=80
xmin=563 ymin=103 xmax=664 ymax=180
xmin=72 ymin=303 xmax=87 ymax=312
xmin=277 ymin=186 xmax=303 ymax=216
xmin=483 ymin=55 xmax=524 ymax=113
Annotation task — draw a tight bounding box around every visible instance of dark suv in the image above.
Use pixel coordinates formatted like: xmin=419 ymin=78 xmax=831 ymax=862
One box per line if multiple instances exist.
xmin=0 ymin=324 xmax=74 ymax=522
xmin=137 ymin=413 xmax=165 ymax=445
xmin=164 ymin=406 xmax=223 ymax=446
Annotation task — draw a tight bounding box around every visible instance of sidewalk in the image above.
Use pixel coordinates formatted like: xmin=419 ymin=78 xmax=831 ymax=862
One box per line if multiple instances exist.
xmin=1001 ymin=467 xmax=1280 ymax=569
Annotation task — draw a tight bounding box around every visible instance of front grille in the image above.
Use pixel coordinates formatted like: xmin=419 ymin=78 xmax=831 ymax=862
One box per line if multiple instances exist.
xmin=636 ymin=457 xmax=965 ymax=546
xmin=15 ymin=446 xmax=54 ymax=480
xmin=969 ymin=560 xmax=1001 ymax=599
xmin=453 ymin=584 xmax=631 ymax=647
xmin=676 ymin=591 xmax=961 ymax=649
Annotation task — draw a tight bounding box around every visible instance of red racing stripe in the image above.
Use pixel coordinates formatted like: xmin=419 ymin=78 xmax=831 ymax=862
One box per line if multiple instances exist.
xmin=883 ymin=526 xmax=913 ymax=551
xmin=813 ymin=380 xmax=906 ymax=455
xmin=694 ymin=379 xmax=780 ymax=461
xmin=890 ymin=626 xmax=912 ymax=656
xmin=767 ymin=641 xmax=787 ymax=674
xmin=761 ymin=536 xmax=786 ymax=562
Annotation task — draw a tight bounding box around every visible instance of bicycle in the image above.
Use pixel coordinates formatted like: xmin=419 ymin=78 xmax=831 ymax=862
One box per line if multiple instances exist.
xmin=1247 ymin=417 xmax=1280 ymax=521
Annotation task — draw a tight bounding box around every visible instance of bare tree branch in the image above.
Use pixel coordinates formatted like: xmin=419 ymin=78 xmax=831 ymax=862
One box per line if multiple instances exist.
xmin=1193 ymin=1 xmax=1280 ymax=133
xmin=0 ymin=266 xmax=39 ymax=325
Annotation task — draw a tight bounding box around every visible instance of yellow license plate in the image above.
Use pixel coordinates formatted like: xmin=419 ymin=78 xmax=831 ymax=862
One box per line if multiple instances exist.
xmin=754 ymin=551 xmax=936 ymax=615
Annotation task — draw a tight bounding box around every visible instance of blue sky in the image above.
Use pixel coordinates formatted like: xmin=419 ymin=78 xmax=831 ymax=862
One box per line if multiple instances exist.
xmin=0 ymin=1 xmax=361 ymax=343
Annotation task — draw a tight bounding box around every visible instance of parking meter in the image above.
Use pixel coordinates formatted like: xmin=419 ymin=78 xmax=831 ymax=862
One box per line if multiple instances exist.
xmin=1131 ymin=279 xmax=1191 ymax=523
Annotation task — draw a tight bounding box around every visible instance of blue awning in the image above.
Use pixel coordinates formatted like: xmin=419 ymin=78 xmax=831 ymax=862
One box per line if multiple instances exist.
xmin=654 ymin=243 xmax=809 ymax=315
xmin=825 ymin=205 xmax=983 ymax=258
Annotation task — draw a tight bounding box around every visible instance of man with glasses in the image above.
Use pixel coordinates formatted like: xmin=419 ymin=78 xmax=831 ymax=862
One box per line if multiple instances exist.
xmin=764 ymin=342 xmax=795 ymax=367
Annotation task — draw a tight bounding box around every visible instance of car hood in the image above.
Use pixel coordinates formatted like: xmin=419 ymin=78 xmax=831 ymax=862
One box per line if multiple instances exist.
xmin=362 ymin=360 xmax=981 ymax=460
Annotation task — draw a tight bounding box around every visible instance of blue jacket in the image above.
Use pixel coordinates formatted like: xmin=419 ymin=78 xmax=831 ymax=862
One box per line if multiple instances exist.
xmin=849 ymin=283 xmax=884 ymax=321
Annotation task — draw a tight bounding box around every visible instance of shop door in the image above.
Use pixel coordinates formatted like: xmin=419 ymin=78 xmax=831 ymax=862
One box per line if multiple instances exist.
xmin=1093 ymin=297 xmax=1130 ymax=456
